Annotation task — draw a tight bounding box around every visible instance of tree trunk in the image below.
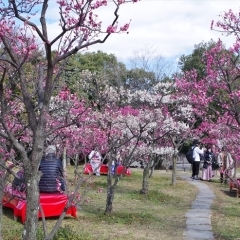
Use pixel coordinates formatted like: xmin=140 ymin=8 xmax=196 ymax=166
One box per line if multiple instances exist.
xmin=0 ymin=161 xmax=12 ymax=240
xmin=74 ymin=154 xmax=79 ymax=179
xmin=233 ymin=159 xmax=237 ymax=178
xmin=105 ymin=160 xmax=114 ymax=215
xmin=104 ymin=160 xmax=119 ymax=215
xmin=105 ymin=184 xmax=114 ymax=215
xmin=149 ymin=155 xmax=160 ymax=178
xmin=140 ymin=162 xmax=150 ymax=194
xmin=0 ymin=179 xmax=4 ymax=240
xmin=22 ymin=173 xmax=41 ymax=240
xmin=62 ymin=148 xmax=67 ymax=170
xmin=171 ymin=151 xmax=178 ymax=186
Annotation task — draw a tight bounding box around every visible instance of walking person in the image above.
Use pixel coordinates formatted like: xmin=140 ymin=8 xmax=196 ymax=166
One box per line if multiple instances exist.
xmin=192 ymin=139 xmax=205 ymax=180
xmin=201 ymin=145 xmax=215 ymax=181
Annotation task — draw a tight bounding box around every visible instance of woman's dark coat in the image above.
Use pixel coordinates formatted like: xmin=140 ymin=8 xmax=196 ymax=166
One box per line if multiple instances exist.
xmin=39 ymin=153 xmax=65 ymax=192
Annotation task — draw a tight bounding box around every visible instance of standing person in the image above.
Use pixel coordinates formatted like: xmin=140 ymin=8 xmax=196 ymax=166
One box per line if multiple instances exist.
xmin=39 ymin=145 xmax=65 ymax=193
xmin=201 ymin=145 xmax=215 ymax=181
xmin=112 ymin=150 xmax=123 ymax=175
xmin=211 ymin=144 xmax=219 ymax=177
xmin=116 ymin=150 xmax=123 ymax=166
xmin=192 ymin=139 xmax=205 ymax=180
xmin=88 ymin=146 xmax=102 ymax=176
xmin=217 ymin=146 xmax=234 ymax=183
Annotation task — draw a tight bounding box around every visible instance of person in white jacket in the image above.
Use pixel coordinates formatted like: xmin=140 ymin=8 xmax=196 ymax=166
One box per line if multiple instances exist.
xmin=192 ymin=139 xmax=205 ymax=180
xmin=88 ymin=146 xmax=102 ymax=176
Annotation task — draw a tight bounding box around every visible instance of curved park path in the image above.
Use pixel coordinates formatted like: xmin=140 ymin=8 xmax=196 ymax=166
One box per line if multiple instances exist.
xmin=180 ymin=174 xmax=215 ymax=240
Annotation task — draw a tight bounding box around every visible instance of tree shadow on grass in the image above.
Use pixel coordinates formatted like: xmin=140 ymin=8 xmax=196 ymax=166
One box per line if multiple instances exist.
xmin=221 ymin=188 xmax=238 ymax=198
xmin=2 ymin=206 xmax=22 ymax=224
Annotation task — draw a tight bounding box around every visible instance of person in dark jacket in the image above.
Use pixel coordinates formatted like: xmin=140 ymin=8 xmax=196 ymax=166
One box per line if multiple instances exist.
xmin=201 ymin=145 xmax=215 ymax=181
xmin=39 ymin=145 xmax=65 ymax=193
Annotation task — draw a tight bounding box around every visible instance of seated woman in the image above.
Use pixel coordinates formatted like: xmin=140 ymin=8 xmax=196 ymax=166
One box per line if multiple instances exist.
xmin=39 ymin=145 xmax=65 ymax=193
xmin=88 ymin=146 xmax=102 ymax=176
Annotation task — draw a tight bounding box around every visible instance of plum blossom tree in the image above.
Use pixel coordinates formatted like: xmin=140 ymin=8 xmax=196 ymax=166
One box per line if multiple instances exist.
xmin=128 ymin=80 xmax=194 ymax=186
xmin=77 ymin=69 xmax=172 ymax=206
xmin=0 ymin=0 xmax=138 ymax=239
xmin=176 ymin=9 xmax=240 ymax=173
xmin=0 ymin=87 xmax=95 ymax=239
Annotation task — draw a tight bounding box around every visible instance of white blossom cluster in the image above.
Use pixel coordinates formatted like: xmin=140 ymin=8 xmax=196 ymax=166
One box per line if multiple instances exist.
xmin=152 ymin=146 xmax=174 ymax=155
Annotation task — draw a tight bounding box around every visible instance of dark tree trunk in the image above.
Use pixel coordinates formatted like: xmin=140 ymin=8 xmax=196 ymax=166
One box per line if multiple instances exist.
xmin=233 ymin=160 xmax=237 ymax=178
xmin=149 ymin=155 xmax=161 ymax=178
xmin=105 ymin=184 xmax=114 ymax=215
xmin=0 ymin=177 xmax=4 ymax=240
xmin=104 ymin=160 xmax=119 ymax=215
xmin=62 ymin=148 xmax=67 ymax=170
xmin=140 ymin=162 xmax=150 ymax=194
xmin=0 ymin=161 xmax=12 ymax=240
xmin=22 ymin=160 xmax=42 ymax=240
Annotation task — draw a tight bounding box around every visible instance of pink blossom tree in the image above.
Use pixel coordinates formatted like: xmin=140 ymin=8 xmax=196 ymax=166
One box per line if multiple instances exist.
xmin=176 ymin=9 xmax=240 ymax=174
xmin=0 ymin=0 xmax=138 ymax=239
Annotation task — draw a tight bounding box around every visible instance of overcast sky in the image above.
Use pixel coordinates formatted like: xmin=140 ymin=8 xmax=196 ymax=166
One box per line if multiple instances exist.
xmin=86 ymin=0 xmax=240 ymax=64
xmin=44 ymin=0 xmax=240 ymax=68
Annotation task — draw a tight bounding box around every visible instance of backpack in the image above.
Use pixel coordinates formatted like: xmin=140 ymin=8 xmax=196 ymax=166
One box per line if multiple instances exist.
xmin=12 ymin=170 xmax=26 ymax=192
xmin=186 ymin=147 xmax=195 ymax=164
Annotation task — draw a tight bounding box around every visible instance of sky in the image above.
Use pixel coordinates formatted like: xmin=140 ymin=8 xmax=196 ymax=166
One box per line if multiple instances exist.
xmin=42 ymin=0 xmax=240 ymax=68
xmin=85 ymin=0 xmax=240 ymax=65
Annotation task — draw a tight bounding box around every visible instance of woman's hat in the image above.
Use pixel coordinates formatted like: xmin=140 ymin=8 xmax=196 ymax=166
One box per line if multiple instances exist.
xmin=44 ymin=145 xmax=56 ymax=155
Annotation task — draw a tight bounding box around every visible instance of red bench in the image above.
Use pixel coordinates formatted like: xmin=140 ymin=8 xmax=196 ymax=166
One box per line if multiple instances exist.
xmin=83 ymin=163 xmax=131 ymax=176
xmin=3 ymin=186 xmax=77 ymax=223
xmin=229 ymin=179 xmax=240 ymax=198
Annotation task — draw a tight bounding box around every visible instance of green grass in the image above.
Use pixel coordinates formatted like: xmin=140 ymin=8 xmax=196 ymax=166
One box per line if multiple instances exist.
xmin=203 ymin=170 xmax=240 ymax=240
xmin=7 ymin=167 xmax=240 ymax=239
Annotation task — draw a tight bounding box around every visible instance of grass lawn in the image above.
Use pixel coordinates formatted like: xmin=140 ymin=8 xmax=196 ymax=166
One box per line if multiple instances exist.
xmin=2 ymin=166 xmax=240 ymax=239
xmin=204 ymin=172 xmax=240 ymax=240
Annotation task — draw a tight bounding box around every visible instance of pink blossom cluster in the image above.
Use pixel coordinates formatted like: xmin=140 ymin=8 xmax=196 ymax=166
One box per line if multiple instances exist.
xmin=91 ymin=0 xmax=107 ymax=9
xmin=106 ymin=25 xmax=117 ymax=33
xmin=56 ymin=179 xmax=63 ymax=193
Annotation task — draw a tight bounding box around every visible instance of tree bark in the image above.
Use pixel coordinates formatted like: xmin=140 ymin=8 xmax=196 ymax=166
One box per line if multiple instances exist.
xmin=0 ymin=180 xmax=4 ymax=240
xmin=149 ymin=155 xmax=160 ymax=178
xmin=105 ymin=161 xmax=114 ymax=215
xmin=62 ymin=148 xmax=67 ymax=170
xmin=140 ymin=162 xmax=150 ymax=194
xmin=0 ymin=161 xmax=12 ymax=240
xmin=233 ymin=159 xmax=237 ymax=178
xmin=104 ymin=160 xmax=119 ymax=215
xmin=105 ymin=184 xmax=114 ymax=215
xmin=22 ymin=172 xmax=41 ymax=240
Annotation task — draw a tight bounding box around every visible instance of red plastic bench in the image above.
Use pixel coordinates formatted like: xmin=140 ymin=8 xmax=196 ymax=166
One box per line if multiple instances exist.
xmin=3 ymin=186 xmax=77 ymax=223
xmin=229 ymin=179 xmax=240 ymax=198
xmin=83 ymin=163 xmax=131 ymax=176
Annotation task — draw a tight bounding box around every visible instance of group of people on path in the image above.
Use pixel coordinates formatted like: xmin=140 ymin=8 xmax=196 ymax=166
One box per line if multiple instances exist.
xmin=191 ymin=139 xmax=235 ymax=182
